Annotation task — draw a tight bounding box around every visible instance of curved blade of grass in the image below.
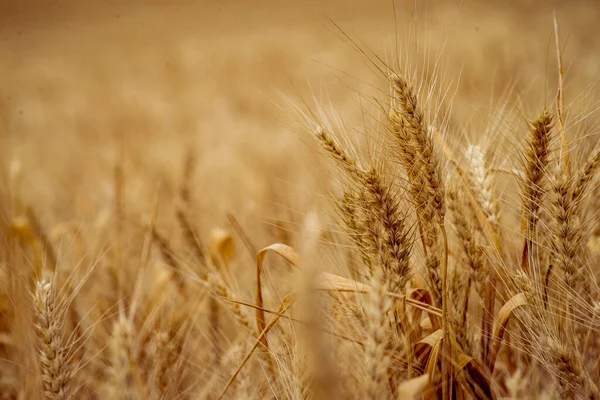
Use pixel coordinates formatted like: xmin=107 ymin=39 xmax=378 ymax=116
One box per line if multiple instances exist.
xmin=487 ymin=293 xmax=527 ymax=373
xmin=255 ymin=244 xmax=300 ymax=350
xmin=414 ymin=329 xmax=443 ymax=382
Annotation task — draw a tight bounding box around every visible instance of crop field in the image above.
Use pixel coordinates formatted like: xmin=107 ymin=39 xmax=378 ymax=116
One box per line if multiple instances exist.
xmin=1 ymin=0 xmax=600 ymax=398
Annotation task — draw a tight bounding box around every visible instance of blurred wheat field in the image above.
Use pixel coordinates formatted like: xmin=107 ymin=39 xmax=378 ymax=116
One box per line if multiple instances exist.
xmin=1 ymin=1 xmax=599 ymax=225
xmin=1 ymin=0 xmax=600 ymax=399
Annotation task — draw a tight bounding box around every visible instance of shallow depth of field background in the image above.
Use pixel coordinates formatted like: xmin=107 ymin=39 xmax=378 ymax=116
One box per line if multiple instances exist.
xmin=1 ymin=0 xmax=599 ymax=246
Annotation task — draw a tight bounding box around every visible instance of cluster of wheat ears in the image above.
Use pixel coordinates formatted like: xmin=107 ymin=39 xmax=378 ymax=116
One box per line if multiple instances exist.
xmin=2 ymin=24 xmax=600 ymax=400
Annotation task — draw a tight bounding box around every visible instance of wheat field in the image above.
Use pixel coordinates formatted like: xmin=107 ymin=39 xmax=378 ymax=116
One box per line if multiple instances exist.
xmin=1 ymin=0 xmax=600 ymax=399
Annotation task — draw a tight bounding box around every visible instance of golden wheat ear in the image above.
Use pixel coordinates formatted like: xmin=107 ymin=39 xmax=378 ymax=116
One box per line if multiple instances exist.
xmin=520 ymin=109 xmax=553 ymax=273
xmin=362 ymin=268 xmax=392 ymax=400
xmin=33 ymin=279 xmax=73 ymax=400
xmin=106 ymin=315 xmax=147 ymax=400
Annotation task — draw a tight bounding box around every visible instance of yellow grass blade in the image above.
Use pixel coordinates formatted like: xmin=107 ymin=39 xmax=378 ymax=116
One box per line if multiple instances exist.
xmin=487 ymin=293 xmax=527 ymax=373
xmin=255 ymin=244 xmax=300 ymax=350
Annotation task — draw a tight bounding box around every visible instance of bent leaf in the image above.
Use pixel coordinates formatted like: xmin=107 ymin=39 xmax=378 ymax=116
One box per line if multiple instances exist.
xmin=415 ymin=329 xmax=443 ymax=381
xmin=255 ymin=244 xmax=300 ymax=350
xmin=487 ymin=293 xmax=527 ymax=373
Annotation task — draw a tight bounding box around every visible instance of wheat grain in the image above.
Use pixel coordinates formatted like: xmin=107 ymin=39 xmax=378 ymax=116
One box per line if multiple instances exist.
xmin=33 ymin=279 xmax=72 ymax=400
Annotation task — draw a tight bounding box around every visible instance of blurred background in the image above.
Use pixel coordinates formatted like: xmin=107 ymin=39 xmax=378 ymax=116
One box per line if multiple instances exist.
xmin=1 ymin=0 xmax=599 ymax=243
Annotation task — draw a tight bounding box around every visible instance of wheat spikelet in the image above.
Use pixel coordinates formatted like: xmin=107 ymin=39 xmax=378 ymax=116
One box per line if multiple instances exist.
xmin=390 ymin=73 xmax=445 ymax=224
xmin=449 ymin=264 xmax=472 ymax=353
xmin=33 ymin=279 xmax=72 ymax=400
xmin=550 ymin=163 xmax=581 ymax=292
xmin=149 ymin=328 xmax=185 ymax=397
xmin=571 ymin=146 xmax=600 ymax=209
xmin=547 ymin=339 xmax=600 ymax=399
xmin=448 ymin=187 xmax=486 ymax=295
xmin=340 ymin=190 xmax=372 ymax=274
xmin=362 ymin=168 xmax=412 ymax=294
xmin=521 ymin=109 xmax=554 ymax=272
xmin=315 ymin=126 xmax=361 ymax=177
xmin=465 ymin=145 xmax=500 ymax=233
xmin=107 ymin=315 xmax=145 ymax=400
xmin=363 ymin=267 xmax=391 ymax=399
